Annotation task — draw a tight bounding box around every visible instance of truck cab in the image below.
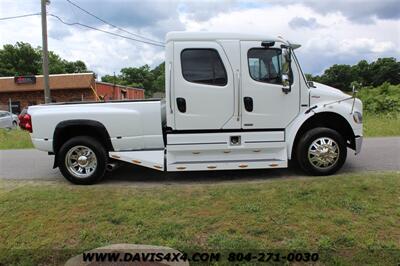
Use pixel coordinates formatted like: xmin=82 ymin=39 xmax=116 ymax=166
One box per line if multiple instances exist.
xmin=24 ymin=32 xmax=363 ymax=184
xmin=161 ymin=32 xmax=361 ymax=172
xmin=165 ymin=32 xmax=305 ymax=131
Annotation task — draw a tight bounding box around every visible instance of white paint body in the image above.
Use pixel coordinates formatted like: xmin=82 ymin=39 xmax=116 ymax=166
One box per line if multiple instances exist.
xmin=28 ymin=32 xmax=363 ymax=172
xmin=28 ymin=100 xmax=166 ymax=152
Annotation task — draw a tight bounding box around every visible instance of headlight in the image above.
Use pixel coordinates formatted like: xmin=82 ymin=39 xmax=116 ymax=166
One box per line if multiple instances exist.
xmin=353 ymin=111 xmax=362 ymax=124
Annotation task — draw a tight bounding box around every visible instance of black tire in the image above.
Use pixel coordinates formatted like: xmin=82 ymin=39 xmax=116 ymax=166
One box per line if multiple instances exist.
xmin=58 ymin=136 xmax=107 ymax=185
xmin=296 ymin=127 xmax=347 ymax=176
xmin=12 ymin=121 xmax=17 ymax=127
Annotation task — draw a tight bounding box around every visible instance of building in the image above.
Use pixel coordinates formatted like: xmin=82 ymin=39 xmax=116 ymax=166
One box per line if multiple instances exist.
xmin=96 ymin=81 xmax=144 ymax=101
xmin=0 ymin=73 xmax=145 ymax=113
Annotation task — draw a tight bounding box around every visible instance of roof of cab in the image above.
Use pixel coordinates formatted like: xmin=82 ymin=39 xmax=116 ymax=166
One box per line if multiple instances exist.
xmin=166 ymin=31 xmax=283 ymax=43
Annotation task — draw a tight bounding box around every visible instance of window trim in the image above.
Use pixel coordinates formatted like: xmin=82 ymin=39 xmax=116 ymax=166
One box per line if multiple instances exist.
xmin=180 ymin=48 xmax=228 ymax=87
xmin=247 ymin=47 xmax=283 ymax=85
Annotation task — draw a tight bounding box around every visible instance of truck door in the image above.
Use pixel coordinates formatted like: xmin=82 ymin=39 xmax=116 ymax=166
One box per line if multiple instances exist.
xmin=240 ymin=41 xmax=300 ymax=129
xmin=173 ymin=41 xmax=235 ymax=130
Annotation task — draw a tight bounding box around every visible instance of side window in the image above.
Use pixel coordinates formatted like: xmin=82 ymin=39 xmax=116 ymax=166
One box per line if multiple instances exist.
xmin=181 ymin=49 xmax=227 ymax=86
xmin=248 ymin=48 xmax=282 ymax=85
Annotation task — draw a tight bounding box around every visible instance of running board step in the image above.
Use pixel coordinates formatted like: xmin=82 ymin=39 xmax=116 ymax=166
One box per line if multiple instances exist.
xmin=109 ymin=150 xmax=164 ymax=171
xmin=168 ymin=159 xmax=287 ymax=171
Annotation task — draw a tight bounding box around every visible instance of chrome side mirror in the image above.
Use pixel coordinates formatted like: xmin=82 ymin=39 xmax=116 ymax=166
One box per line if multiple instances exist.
xmin=282 ymin=73 xmax=290 ymax=94
xmin=308 ymin=81 xmax=316 ymax=88
xmin=281 ymin=48 xmax=292 ymax=94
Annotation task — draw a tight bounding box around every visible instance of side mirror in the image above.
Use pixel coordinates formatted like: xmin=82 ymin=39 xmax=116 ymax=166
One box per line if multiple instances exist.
xmin=283 ymin=48 xmax=291 ymax=63
xmin=281 ymin=48 xmax=292 ymax=94
xmin=282 ymin=74 xmax=291 ymax=94
xmin=308 ymin=81 xmax=316 ymax=88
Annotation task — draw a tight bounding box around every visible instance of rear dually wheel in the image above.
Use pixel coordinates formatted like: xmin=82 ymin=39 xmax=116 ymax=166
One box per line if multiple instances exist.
xmin=58 ymin=136 xmax=107 ymax=185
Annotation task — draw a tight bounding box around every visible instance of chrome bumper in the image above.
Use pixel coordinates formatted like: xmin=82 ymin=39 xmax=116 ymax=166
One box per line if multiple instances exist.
xmin=355 ymin=136 xmax=363 ymax=155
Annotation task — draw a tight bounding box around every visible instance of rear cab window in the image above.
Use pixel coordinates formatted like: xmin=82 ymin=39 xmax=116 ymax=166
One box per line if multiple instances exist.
xmin=181 ymin=49 xmax=227 ymax=86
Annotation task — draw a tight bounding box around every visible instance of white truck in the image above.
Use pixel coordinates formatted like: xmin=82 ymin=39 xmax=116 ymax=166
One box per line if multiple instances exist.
xmin=20 ymin=32 xmax=363 ymax=184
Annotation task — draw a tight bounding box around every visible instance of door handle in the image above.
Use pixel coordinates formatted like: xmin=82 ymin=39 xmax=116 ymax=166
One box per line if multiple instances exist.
xmin=176 ymin=97 xmax=186 ymax=113
xmin=243 ymin=97 xmax=253 ymax=112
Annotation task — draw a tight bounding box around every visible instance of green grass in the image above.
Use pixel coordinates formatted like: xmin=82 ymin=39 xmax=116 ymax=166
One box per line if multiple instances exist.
xmin=0 ymin=172 xmax=399 ymax=265
xmin=364 ymin=113 xmax=400 ymax=137
xmin=0 ymin=129 xmax=33 ymax=149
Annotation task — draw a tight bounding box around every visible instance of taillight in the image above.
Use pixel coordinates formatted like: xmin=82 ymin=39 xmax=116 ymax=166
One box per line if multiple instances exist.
xmin=19 ymin=113 xmax=33 ymax=133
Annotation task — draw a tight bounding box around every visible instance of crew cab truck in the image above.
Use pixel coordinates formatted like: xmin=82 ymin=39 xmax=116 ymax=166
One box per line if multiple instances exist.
xmin=21 ymin=32 xmax=363 ymax=185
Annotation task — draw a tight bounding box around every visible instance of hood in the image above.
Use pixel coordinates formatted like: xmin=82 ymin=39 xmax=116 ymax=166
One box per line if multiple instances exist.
xmin=310 ymin=82 xmax=350 ymax=104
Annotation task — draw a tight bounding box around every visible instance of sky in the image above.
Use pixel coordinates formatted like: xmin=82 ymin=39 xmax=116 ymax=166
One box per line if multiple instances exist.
xmin=0 ymin=0 xmax=399 ymax=77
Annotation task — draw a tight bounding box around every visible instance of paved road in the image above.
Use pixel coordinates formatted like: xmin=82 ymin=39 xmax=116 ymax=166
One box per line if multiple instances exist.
xmin=0 ymin=137 xmax=399 ymax=185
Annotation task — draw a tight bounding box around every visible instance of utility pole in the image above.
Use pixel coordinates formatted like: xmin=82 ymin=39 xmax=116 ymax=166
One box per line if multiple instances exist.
xmin=41 ymin=0 xmax=51 ymax=103
xmin=113 ymin=72 xmax=116 ymax=99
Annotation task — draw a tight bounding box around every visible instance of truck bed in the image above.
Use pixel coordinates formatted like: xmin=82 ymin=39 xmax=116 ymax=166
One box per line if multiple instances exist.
xmin=28 ymin=99 xmax=166 ymax=152
xmin=43 ymin=98 xmax=163 ymax=106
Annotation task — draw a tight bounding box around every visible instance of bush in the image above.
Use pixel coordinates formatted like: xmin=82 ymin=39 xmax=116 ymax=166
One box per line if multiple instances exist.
xmin=357 ymin=83 xmax=400 ymax=114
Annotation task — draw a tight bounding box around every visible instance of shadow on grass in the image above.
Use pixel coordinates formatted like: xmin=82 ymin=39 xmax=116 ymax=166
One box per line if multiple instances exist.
xmin=101 ymin=161 xmax=308 ymax=185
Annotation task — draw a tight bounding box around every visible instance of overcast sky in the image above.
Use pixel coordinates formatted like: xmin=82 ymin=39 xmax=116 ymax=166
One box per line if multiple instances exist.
xmin=0 ymin=0 xmax=399 ymax=77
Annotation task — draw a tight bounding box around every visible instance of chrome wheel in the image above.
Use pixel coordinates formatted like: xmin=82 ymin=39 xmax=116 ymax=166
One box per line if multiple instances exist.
xmin=65 ymin=145 xmax=97 ymax=178
xmin=307 ymin=137 xmax=339 ymax=170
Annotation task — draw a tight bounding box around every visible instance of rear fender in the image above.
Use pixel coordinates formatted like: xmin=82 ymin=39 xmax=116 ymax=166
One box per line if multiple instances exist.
xmin=52 ymin=119 xmax=113 ymax=168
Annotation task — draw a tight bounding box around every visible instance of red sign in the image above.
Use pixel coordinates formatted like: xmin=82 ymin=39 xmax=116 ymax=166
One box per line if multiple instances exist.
xmin=14 ymin=76 xmax=36 ymax=84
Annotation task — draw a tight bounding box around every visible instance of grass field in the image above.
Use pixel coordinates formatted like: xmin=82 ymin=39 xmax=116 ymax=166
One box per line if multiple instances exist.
xmin=0 ymin=172 xmax=399 ymax=265
xmin=363 ymin=114 xmax=400 ymax=137
xmin=0 ymin=129 xmax=33 ymax=149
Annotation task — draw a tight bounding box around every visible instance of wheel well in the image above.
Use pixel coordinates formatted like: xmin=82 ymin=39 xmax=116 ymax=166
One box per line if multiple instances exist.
xmin=292 ymin=112 xmax=355 ymax=158
xmin=53 ymin=120 xmax=113 ymax=155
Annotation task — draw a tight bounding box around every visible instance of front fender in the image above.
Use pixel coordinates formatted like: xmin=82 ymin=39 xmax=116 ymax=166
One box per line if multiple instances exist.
xmin=286 ymin=111 xmax=314 ymax=160
xmin=286 ymin=103 xmax=358 ymax=160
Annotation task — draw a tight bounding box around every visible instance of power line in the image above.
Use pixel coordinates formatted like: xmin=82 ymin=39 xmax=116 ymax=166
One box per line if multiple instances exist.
xmin=0 ymin=13 xmax=41 ymax=21
xmin=49 ymin=14 xmax=165 ymax=47
xmin=65 ymin=0 xmax=164 ymax=45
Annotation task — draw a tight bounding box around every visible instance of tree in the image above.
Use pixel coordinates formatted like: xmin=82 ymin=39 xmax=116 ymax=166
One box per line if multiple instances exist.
xmin=304 ymin=73 xmax=314 ymax=81
xmin=351 ymin=59 xmax=371 ymax=86
xmin=319 ymin=64 xmax=354 ymax=91
xmin=151 ymin=62 xmax=165 ymax=93
xmin=369 ymin=58 xmax=400 ymax=86
xmin=101 ymin=74 xmax=125 ymax=85
xmin=0 ymin=42 xmax=89 ymax=77
xmin=102 ymin=63 xmax=165 ymax=97
xmin=306 ymin=57 xmax=400 ymax=91
xmin=0 ymin=42 xmax=41 ymax=76
xmin=48 ymin=51 xmax=66 ymax=74
xmin=64 ymin=60 xmax=87 ymax=73
xmin=120 ymin=65 xmax=153 ymax=89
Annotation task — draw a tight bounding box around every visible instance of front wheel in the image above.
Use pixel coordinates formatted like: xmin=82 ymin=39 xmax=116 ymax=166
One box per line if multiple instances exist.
xmin=58 ymin=136 xmax=107 ymax=185
xmin=296 ymin=127 xmax=347 ymax=176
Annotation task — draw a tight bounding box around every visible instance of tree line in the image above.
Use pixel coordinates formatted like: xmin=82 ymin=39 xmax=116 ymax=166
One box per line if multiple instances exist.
xmin=1 ymin=42 xmax=398 ymax=96
xmin=0 ymin=42 xmax=88 ymax=76
xmin=306 ymin=57 xmax=400 ymax=91
xmin=101 ymin=63 xmax=164 ymax=98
